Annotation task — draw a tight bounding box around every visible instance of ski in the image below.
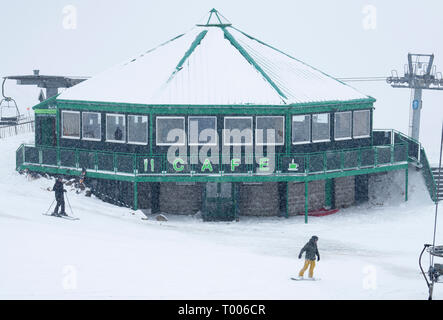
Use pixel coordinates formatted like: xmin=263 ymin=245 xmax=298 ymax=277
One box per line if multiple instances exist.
xmin=42 ymin=213 xmax=80 ymax=221
xmin=290 ymin=277 xmax=320 ymax=281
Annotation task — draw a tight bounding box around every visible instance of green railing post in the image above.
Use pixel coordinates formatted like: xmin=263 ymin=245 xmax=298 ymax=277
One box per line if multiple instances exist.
xmin=305 ymin=155 xmax=309 ymax=174
xmin=340 ymin=151 xmax=344 ymax=170
xmin=323 ymin=153 xmax=327 ymax=173
xmin=304 ymin=181 xmax=309 ymax=224
xmin=374 ymin=147 xmax=378 ymax=167
xmin=390 ymin=145 xmax=394 ymax=164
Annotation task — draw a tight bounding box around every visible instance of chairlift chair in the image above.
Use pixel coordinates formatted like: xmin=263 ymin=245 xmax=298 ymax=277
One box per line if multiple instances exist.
xmin=0 ymin=78 xmax=22 ymax=125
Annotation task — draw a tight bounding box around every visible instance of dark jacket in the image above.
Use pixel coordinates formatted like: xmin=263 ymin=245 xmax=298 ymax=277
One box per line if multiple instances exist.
xmin=299 ymin=237 xmax=320 ymax=261
xmin=53 ymin=180 xmax=66 ymax=200
xmin=114 ymin=127 xmax=123 ymax=141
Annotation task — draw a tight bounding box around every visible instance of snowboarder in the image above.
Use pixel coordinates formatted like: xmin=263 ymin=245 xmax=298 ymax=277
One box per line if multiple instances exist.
xmin=52 ymin=176 xmax=67 ymax=216
xmin=298 ymin=235 xmax=320 ymax=279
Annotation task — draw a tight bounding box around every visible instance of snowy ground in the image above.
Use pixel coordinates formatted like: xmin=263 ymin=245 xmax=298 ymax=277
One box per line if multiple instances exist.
xmin=0 ymin=132 xmax=442 ymax=300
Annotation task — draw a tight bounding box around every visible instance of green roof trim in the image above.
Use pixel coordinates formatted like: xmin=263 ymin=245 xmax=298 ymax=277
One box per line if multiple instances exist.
xmin=166 ymin=30 xmax=208 ymax=83
xmin=35 ymin=109 xmax=57 ymax=115
xmin=221 ymin=27 xmax=288 ymax=103
xmin=32 ymin=94 xmax=59 ymax=110
xmin=56 ymin=97 xmax=374 ymax=109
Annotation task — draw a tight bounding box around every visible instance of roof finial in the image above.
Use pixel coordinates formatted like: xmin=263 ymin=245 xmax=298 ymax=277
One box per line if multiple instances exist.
xmin=197 ymin=8 xmax=232 ymax=27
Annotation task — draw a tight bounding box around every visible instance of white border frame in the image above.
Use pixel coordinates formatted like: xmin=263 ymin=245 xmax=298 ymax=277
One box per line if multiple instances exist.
xmin=127 ymin=114 xmax=148 ymax=145
xmin=188 ymin=116 xmax=217 ymax=146
xmin=82 ymin=112 xmax=102 ymax=141
xmin=223 ymin=116 xmax=253 ymax=146
xmin=334 ymin=111 xmax=352 ymax=141
xmin=255 ymin=116 xmax=285 ymax=146
xmin=156 ymin=116 xmax=186 ymax=146
xmin=353 ymin=110 xmax=371 ymax=139
xmin=291 ymin=114 xmax=311 ymax=145
xmin=105 ymin=113 xmax=126 ymax=144
xmin=312 ymin=113 xmax=331 ymax=143
xmin=61 ymin=110 xmax=80 ymax=140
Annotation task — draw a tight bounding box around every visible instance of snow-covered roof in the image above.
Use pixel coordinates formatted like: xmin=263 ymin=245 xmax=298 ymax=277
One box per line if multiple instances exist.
xmin=57 ymin=9 xmax=372 ymax=106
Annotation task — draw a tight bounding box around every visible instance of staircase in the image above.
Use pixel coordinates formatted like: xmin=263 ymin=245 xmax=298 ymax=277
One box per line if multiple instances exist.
xmin=431 ymin=167 xmax=443 ymax=202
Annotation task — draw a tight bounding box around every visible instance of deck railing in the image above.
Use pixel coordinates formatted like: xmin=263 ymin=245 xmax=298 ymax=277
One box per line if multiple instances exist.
xmin=374 ymin=129 xmax=437 ymax=202
xmin=16 ymin=142 xmax=408 ymax=178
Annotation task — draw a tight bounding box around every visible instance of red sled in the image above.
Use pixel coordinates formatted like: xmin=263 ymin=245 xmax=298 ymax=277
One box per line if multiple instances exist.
xmin=298 ymin=208 xmax=339 ymax=217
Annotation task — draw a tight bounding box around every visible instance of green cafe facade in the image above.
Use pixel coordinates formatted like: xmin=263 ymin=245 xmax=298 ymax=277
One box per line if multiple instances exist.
xmin=16 ymin=10 xmax=422 ymax=221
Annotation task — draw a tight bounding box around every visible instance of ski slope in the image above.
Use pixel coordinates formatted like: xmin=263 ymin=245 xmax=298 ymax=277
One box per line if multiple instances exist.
xmin=0 ymin=132 xmax=441 ymax=299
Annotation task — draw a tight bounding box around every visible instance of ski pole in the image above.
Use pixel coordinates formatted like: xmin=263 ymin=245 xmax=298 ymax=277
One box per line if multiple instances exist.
xmin=45 ymin=199 xmax=56 ymax=215
xmin=65 ymin=192 xmax=74 ymax=216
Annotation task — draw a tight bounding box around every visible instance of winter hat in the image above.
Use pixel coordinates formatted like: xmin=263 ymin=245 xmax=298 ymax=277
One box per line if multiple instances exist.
xmin=311 ymin=236 xmax=319 ymax=241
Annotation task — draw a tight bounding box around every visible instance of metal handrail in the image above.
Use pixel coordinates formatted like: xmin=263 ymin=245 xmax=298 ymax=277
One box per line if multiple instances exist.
xmin=17 ymin=141 xmax=409 ymax=176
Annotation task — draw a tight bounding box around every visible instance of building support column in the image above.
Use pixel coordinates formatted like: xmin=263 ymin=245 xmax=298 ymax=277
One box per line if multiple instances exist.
xmin=325 ymin=179 xmax=333 ymax=209
xmin=405 ymin=167 xmax=409 ymax=201
xmin=56 ymin=108 xmax=60 ymax=166
xmin=234 ymin=182 xmax=239 ymax=221
xmin=133 ymin=181 xmax=138 ymax=210
xmin=305 ymin=181 xmax=309 ymax=224
xmin=285 ymin=181 xmax=289 ymax=218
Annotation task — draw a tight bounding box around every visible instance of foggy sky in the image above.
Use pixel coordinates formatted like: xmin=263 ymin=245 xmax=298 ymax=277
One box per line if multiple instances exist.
xmin=1 ymin=0 xmax=442 ymax=161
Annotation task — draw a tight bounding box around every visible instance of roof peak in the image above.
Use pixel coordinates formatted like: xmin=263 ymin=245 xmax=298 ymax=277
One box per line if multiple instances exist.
xmin=196 ymin=8 xmax=232 ymax=27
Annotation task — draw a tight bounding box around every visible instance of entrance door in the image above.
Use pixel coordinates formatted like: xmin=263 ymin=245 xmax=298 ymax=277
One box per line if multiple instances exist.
xmin=203 ymin=182 xmax=235 ymax=221
xmin=38 ymin=116 xmax=56 ymax=146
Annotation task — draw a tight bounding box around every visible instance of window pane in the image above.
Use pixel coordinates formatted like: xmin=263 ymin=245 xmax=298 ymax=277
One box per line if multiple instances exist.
xmin=188 ymin=116 xmax=217 ymax=146
xmin=256 ymin=116 xmax=284 ymax=145
xmin=353 ymin=110 xmax=370 ymax=138
xmin=312 ymin=113 xmax=330 ymax=142
xmin=292 ymin=115 xmax=310 ymax=144
xmin=334 ymin=112 xmax=351 ymax=140
xmin=128 ymin=115 xmax=148 ymax=144
xmin=62 ymin=111 xmax=80 ymax=138
xmin=224 ymin=117 xmax=253 ymax=146
xmin=156 ymin=117 xmax=185 ymax=145
xmin=106 ymin=114 xmax=126 ymax=142
xmin=82 ymin=112 xmax=101 ymax=140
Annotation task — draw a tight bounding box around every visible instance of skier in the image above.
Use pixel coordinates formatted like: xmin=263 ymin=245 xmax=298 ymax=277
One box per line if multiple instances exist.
xmin=52 ymin=176 xmax=67 ymax=216
xmin=298 ymin=235 xmax=320 ymax=279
